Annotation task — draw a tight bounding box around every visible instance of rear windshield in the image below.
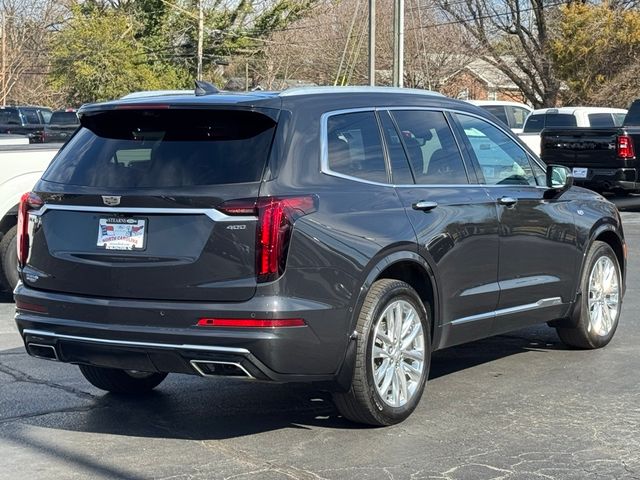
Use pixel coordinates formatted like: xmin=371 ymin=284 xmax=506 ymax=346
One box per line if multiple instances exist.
xmin=50 ymin=111 xmax=79 ymax=125
xmin=43 ymin=109 xmax=277 ymax=188
xmin=523 ymin=113 xmax=577 ymax=133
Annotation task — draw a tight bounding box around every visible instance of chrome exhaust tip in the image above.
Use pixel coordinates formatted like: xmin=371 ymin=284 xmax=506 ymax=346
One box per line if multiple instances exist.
xmin=26 ymin=343 xmax=59 ymax=361
xmin=190 ymin=360 xmax=254 ymax=379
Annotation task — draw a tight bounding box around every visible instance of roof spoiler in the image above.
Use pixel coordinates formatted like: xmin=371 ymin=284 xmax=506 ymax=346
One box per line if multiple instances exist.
xmin=195 ymin=80 xmax=220 ymax=96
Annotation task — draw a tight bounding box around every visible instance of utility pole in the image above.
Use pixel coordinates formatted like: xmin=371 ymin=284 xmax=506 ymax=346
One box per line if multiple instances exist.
xmin=196 ymin=0 xmax=204 ymax=81
xmin=392 ymin=0 xmax=404 ymax=88
xmin=368 ymin=0 xmax=375 ymax=86
xmin=1 ymin=13 xmax=5 ymax=106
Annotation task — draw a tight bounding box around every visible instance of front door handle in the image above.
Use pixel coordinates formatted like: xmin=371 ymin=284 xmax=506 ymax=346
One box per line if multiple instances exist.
xmin=412 ymin=200 xmax=438 ymax=211
xmin=498 ymin=196 xmax=518 ymax=207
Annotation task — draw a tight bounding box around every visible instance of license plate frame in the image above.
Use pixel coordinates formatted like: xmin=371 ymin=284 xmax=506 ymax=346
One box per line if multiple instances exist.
xmin=572 ymin=167 xmax=588 ymax=179
xmin=97 ymin=217 xmax=147 ymax=251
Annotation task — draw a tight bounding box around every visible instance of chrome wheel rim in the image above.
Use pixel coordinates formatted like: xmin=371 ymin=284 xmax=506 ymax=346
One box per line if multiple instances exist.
xmin=587 ymin=256 xmax=620 ymax=337
xmin=371 ymin=299 xmax=425 ymax=408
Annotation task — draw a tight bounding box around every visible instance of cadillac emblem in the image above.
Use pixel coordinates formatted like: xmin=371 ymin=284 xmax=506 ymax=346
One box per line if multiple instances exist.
xmin=102 ymin=196 xmax=121 ymax=207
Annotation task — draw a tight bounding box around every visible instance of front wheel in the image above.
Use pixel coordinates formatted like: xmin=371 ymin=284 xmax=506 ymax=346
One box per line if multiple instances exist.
xmin=333 ymin=279 xmax=431 ymax=426
xmin=79 ymin=364 xmax=167 ymax=394
xmin=556 ymin=241 xmax=622 ymax=349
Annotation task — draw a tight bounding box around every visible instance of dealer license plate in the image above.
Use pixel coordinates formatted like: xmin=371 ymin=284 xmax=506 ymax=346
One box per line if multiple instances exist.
xmin=97 ymin=217 xmax=146 ymax=250
xmin=572 ymin=167 xmax=588 ymax=179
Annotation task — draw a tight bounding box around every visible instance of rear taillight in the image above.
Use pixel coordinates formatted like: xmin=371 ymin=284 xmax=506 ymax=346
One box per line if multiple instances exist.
xmin=617 ymin=135 xmax=635 ymax=159
xmin=219 ymin=195 xmax=317 ymax=282
xmin=17 ymin=192 xmax=43 ymax=267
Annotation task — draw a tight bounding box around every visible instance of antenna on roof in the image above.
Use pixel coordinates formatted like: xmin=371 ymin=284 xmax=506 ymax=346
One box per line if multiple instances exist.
xmin=195 ymin=80 xmax=220 ymax=96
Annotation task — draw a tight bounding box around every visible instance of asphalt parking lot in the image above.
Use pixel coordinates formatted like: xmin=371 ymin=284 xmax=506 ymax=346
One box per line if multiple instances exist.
xmin=1 ymin=201 xmax=639 ymax=480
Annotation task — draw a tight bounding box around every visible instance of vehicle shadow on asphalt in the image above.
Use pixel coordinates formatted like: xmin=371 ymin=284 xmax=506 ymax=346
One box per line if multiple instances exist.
xmin=0 ymin=324 xmax=566 ymax=442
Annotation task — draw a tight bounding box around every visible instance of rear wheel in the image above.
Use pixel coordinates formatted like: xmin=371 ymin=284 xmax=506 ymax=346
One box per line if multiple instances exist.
xmin=333 ymin=279 xmax=431 ymax=426
xmin=0 ymin=225 xmax=18 ymax=291
xmin=79 ymin=364 xmax=167 ymax=394
xmin=556 ymin=241 xmax=622 ymax=349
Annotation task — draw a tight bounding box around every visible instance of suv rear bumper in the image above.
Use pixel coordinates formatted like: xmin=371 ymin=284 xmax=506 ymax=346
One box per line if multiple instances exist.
xmin=573 ymin=167 xmax=639 ymax=192
xmin=15 ymin=284 xmax=351 ymax=385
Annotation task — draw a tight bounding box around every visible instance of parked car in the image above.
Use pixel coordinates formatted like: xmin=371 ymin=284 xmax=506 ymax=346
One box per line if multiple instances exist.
xmin=43 ymin=109 xmax=79 ymax=143
xmin=0 ymin=106 xmax=53 ymax=143
xmin=15 ymin=86 xmax=625 ymax=426
xmin=466 ymin=100 xmax=532 ymax=134
xmin=540 ymin=99 xmax=640 ymax=194
xmin=519 ymin=107 xmax=627 ymax=155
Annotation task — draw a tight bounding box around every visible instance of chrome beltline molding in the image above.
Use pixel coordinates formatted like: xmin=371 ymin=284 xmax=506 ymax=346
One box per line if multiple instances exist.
xmin=451 ymin=297 xmax=563 ymax=326
xmin=30 ymin=204 xmax=256 ymax=223
xmin=22 ymin=328 xmax=251 ymax=354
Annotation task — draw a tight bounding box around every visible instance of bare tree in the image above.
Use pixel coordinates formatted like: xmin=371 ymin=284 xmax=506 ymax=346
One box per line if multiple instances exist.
xmin=435 ymin=0 xmax=566 ymax=107
xmin=0 ymin=0 xmax=67 ymax=106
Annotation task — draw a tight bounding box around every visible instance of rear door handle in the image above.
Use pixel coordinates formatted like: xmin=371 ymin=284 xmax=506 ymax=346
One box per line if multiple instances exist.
xmin=498 ymin=196 xmax=518 ymax=207
xmin=412 ymin=200 xmax=438 ymax=211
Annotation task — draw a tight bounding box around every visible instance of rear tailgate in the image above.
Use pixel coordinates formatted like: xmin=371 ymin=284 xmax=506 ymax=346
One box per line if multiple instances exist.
xmin=541 ymin=128 xmax=622 ymax=168
xmin=23 ymin=107 xmax=279 ymax=302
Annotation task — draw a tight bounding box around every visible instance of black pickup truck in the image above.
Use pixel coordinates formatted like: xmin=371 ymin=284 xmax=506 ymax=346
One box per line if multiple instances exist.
xmin=0 ymin=106 xmax=52 ymax=143
xmin=540 ymin=99 xmax=640 ymax=193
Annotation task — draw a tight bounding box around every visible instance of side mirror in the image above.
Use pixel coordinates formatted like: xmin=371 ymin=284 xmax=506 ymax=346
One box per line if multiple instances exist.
xmin=545 ymin=164 xmax=573 ymax=195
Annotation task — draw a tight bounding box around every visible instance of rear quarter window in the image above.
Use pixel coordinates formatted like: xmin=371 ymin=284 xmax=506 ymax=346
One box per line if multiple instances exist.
xmin=43 ymin=108 xmax=277 ymax=188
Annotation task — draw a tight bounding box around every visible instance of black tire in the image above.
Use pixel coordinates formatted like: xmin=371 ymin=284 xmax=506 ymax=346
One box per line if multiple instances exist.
xmin=0 ymin=225 xmax=18 ymax=291
xmin=556 ymin=241 xmax=622 ymax=349
xmin=333 ymin=279 xmax=431 ymax=426
xmin=79 ymin=364 xmax=167 ymax=394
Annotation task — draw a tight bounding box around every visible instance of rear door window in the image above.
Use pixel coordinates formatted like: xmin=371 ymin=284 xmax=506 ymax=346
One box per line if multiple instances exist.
xmin=391 ymin=110 xmax=468 ymax=185
xmin=43 ymin=109 xmax=277 ymax=188
xmin=22 ymin=108 xmax=41 ymax=124
xmin=326 ymin=111 xmax=388 ymax=183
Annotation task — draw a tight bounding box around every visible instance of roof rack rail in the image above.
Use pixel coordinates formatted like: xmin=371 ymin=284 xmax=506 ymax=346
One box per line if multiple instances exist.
xmin=195 ymin=80 xmax=220 ymax=96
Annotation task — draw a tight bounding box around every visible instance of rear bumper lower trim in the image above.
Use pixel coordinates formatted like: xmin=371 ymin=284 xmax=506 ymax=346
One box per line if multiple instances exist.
xmin=22 ymin=328 xmax=250 ymax=355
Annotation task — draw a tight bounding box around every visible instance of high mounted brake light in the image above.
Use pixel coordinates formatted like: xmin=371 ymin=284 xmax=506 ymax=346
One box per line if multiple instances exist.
xmin=17 ymin=192 xmax=43 ymax=267
xmin=219 ymin=195 xmax=317 ymax=282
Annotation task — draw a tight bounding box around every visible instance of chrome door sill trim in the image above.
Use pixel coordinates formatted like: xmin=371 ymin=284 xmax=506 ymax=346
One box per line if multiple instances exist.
xmin=22 ymin=329 xmax=250 ymax=355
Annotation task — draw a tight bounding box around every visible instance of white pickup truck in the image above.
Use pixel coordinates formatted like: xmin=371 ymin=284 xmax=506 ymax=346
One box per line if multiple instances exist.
xmin=518 ymin=107 xmax=628 ymax=156
xmin=0 ymin=144 xmax=61 ymax=290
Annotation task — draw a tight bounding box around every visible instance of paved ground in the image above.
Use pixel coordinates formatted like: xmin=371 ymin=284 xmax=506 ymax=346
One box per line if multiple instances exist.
xmin=1 ymin=206 xmax=639 ymax=479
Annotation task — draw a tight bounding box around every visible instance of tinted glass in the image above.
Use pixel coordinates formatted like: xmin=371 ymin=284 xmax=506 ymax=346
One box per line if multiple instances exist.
xmin=456 ymin=114 xmax=537 ymax=186
xmin=481 ymin=106 xmax=509 ymax=126
xmin=545 ymin=113 xmax=577 ymax=128
xmin=624 ymin=100 xmax=640 ymax=126
xmin=22 ymin=108 xmax=41 ymax=124
xmin=39 ymin=109 xmax=52 ymax=123
xmin=50 ymin=111 xmax=79 ymax=125
xmin=327 ymin=111 xmax=388 ymax=183
xmin=510 ymin=107 xmax=530 ymax=129
xmin=588 ymin=113 xmax=615 ymax=128
xmin=379 ymin=112 xmax=414 ymax=185
xmin=0 ymin=109 xmax=21 ymax=125
xmin=523 ymin=114 xmax=545 ymax=133
xmin=613 ymin=113 xmax=626 ymax=126
xmin=391 ymin=110 xmax=468 ymax=185
xmin=44 ymin=109 xmax=276 ymax=188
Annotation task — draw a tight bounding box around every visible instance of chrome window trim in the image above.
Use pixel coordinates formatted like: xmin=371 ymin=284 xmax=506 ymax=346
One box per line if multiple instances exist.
xmin=30 ymin=204 xmax=257 ymax=223
xmin=450 ymin=297 xmax=563 ymax=326
xmin=320 ymin=106 xmax=549 ymax=189
xmin=22 ymin=329 xmax=252 ymax=354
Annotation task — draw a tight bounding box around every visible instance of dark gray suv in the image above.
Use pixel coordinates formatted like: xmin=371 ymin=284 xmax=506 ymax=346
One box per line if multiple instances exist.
xmin=15 ymin=86 xmax=626 ymax=425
